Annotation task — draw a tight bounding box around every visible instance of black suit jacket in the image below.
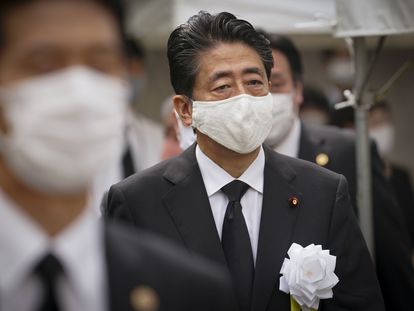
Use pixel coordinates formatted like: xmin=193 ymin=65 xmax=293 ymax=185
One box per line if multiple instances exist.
xmin=104 ymin=144 xmax=384 ymax=311
xmin=298 ymin=123 xmax=414 ymax=310
xmin=389 ymin=165 xmax=414 ymax=249
xmin=104 ymin=221 xmax=235 ymax=311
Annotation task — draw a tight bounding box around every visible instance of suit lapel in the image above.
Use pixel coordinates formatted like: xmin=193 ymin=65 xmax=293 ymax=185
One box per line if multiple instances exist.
xmin=251 ymin=147 xmax=302 ymax=311
xmin=162 ymin=145 xmax=227 ymax=266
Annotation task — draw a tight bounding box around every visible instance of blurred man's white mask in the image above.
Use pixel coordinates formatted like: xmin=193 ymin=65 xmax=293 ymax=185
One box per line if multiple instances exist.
xmin=264 ymin=93 xmax=295 ymax=148
xmin=174 ymin=111 xmax=196 ymax=151
xmin=300 ymin=110 xmax=330 ymax=126
xmin=0 ymin=66 xmax=128 ymax=194
xmin=192 ymin=93 xmax=273 ymax=154
xmin=326 ymin=59 xmax=354 ymax=86
xmin=369 ymin=123 xmax=395 ymax=157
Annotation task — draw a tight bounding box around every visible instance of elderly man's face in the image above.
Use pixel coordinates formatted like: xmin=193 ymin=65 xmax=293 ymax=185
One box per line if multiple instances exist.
xmin=270 ymin=49 xmax=303 ymax=114
xmin=173 ymin=41 xmax=271 ymax=156
xmin=192 ymin=42 xmax=270 ymax=102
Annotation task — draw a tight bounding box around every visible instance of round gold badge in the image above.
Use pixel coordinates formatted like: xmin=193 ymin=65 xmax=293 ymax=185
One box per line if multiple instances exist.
xmin=130 ymin=286 xmax=159 ymax=311
xmin=316 ymin=153 xmax=329 ymax=166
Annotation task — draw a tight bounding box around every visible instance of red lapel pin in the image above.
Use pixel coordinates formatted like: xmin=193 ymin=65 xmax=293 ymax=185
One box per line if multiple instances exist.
xmin=289 ymin=196 xmax=299 ymax=208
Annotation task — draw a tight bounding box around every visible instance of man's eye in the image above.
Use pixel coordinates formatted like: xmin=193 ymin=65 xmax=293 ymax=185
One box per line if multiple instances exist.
xmin=213 ymin=85 xmax=230 ymax=92
xmin=248 ymin=80 xmax=263 ymax=86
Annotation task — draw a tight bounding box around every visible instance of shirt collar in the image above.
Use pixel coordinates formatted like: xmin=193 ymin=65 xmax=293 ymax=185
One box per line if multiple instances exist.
xmin=0 ymin=190 xmax=104 ymax=302
xmin=0 ymin=190 xmax=48 ymax=293
xmin=196 ymin=145 xmax=265 ymax=197
xmin=274 ymin=117 xmax=301 ymax=158
xmin=52 ymin=207 xmax=104 ymax=303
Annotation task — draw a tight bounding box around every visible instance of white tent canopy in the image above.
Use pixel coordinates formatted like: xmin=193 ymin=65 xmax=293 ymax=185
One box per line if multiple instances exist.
xmin=335 ymin=0 xmax=414 ymax=37
xmin=126 ymin=0 xmax=336 ymax=47
xmin=127 ymin=0 xmax=414 ymax=48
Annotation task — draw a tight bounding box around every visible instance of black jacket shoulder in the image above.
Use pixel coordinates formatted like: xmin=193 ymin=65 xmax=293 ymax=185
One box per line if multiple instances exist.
xmin=104 ymin=221 xmax=235 ymax=311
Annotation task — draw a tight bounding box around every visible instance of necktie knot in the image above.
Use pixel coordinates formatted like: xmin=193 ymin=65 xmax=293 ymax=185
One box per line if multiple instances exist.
xmin=34 ymin=254 xmax=63 ymax=311
xmin=35 ymin=254 xmax=63 ymax=282
xmin=221 ymin=180 xmax=249 ymax=202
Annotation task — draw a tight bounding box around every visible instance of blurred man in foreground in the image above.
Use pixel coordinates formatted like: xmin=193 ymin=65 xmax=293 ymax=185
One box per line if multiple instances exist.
xmin=264 ymin=33 xmax=414 ymax=310
xmin=105 ymin=11 xmax=385 ymax=311
xmin=0 ymin=1 xmax=234 ymax=310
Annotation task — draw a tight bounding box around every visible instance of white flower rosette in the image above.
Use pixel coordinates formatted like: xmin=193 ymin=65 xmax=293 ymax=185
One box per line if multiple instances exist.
xmin=279 ymin=243 xmax=339 ymax=311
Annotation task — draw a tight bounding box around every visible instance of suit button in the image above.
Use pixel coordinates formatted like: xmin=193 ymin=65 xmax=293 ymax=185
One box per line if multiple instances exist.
xmin=316 ymin=153 xmax=329 ymax=166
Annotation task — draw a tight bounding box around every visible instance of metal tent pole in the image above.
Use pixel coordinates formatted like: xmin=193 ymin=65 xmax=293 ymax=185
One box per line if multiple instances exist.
xmin=353 ymin=37 xmax=375 ymax=259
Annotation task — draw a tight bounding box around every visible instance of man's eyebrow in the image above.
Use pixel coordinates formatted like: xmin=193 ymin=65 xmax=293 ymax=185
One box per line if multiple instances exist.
xmin=208 ymin=70 xmax=233 ymax=83
xmin=242 ymin=67 xmax=264 ymax=76
xmin=208 ymin=67 xmax=265 ymax=83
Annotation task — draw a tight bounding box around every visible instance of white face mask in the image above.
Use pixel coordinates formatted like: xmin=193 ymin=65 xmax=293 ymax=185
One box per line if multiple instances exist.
xmin=191 ymin=93 xmax=273 ymax=154
xmin=326 ymin=59 xmax=354 ymax=86
xmin=300 ymin=110 xmax=330 ymax=126
xmin=0 ymin=66 xmax=128 ymax=194
xmin=174 ymin=111 xmax=196 ymax=151
xmin=264 ymin=93 xmax=295 ymax=148
xmin=369 ymin=124 xmax=395 ymax=157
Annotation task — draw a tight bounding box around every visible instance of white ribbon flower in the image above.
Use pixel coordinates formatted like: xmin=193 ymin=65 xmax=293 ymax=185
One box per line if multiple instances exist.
xmin=279 ymin=243 xmax=339 ymax=311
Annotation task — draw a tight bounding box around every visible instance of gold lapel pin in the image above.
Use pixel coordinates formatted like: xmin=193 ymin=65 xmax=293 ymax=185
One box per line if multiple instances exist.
xmin=289 ymin=196 xmax=299 ymax=208
xmin=315 ymin=153 xmax=329 ymax=167
xmin=130 ymin=285 xmax=160 ymax=311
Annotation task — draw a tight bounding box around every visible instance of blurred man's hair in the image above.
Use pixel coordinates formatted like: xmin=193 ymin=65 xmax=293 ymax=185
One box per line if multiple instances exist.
xmin=262 ymin=33 xmax=303 ymax=84
xmin=0 ymin=0 xmax=125 ymax=50
xmin=167 ymin=11 xmax=273 ymax=98
xmin=302 ymin=86 xmax=331 ymax=114
xmin=331 ymin=106 xmax=355 ymax=128
xmin=125 ymin=37 xmax=146 ymax=61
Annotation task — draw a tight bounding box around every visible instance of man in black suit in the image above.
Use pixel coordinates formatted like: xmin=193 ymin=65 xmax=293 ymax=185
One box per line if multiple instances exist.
xmin=263 ymin=33 xmax=414 ymax=310
xmin=0 ymin=1 xmax=234 ymax=310
xmin=104 ymin=11 xmax=385 ymax=311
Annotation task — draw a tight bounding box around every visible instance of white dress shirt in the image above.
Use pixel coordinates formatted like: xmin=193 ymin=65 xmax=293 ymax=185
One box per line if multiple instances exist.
xmin=0 ymin=191 xmax=107 ymax=311
xmin=274 ymin=117 xmax=302 ymax=158
xmin=196 ymin=145 xmax=265 ymax=264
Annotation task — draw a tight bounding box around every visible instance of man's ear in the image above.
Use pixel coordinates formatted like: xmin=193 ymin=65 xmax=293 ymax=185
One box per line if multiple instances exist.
xmin=173 ymin=95 xmax=192 ymax=127
xmin=293 ymin=80 xmax=304 ymax=113
xmin=0 ymin=107 xmax=8 ymax=134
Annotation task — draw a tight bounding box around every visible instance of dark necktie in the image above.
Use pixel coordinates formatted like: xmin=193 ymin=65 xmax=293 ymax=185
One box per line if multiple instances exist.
xmin=221 ymin=180 xmax=254 ymax=311
xmin=35 ymin=254 xmax=63 ymax=311
xmin=122 ymin=145 xmax=136 ymax=178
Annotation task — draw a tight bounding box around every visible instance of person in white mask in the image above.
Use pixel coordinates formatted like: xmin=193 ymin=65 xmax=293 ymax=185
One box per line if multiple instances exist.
xmin=0 ymin=1 xmax=236 ymax=311
xmin=91 ymin=38 xmax=164 ymax=214
xmin=263 ymin=33 xmax=414 ymax=310
xmin=159 ymin=95 xmax=197 ymax=160
xmin=104 ymin=11 xmax=384 ymax=311
xmin=368 ymin=102 xmax=414 ymax=258
xmin=299 ymin=86 xmax=332 ymax=126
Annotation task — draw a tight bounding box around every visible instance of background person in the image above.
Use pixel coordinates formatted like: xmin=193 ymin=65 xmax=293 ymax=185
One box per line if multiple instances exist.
xmin=91 ymin=38 xmax=164 ymax=213
xmin=368 ymin=102 xmax=414 ymax=256
xmin=263 ymin=32 xmax=414 ymax=310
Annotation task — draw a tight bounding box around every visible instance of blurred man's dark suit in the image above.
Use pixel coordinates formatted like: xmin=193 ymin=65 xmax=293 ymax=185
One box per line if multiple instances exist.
xmin=298 ymin=123 xmax=414 ymax=310
xmin=103 ymin=144 xmax=385 ymax=311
